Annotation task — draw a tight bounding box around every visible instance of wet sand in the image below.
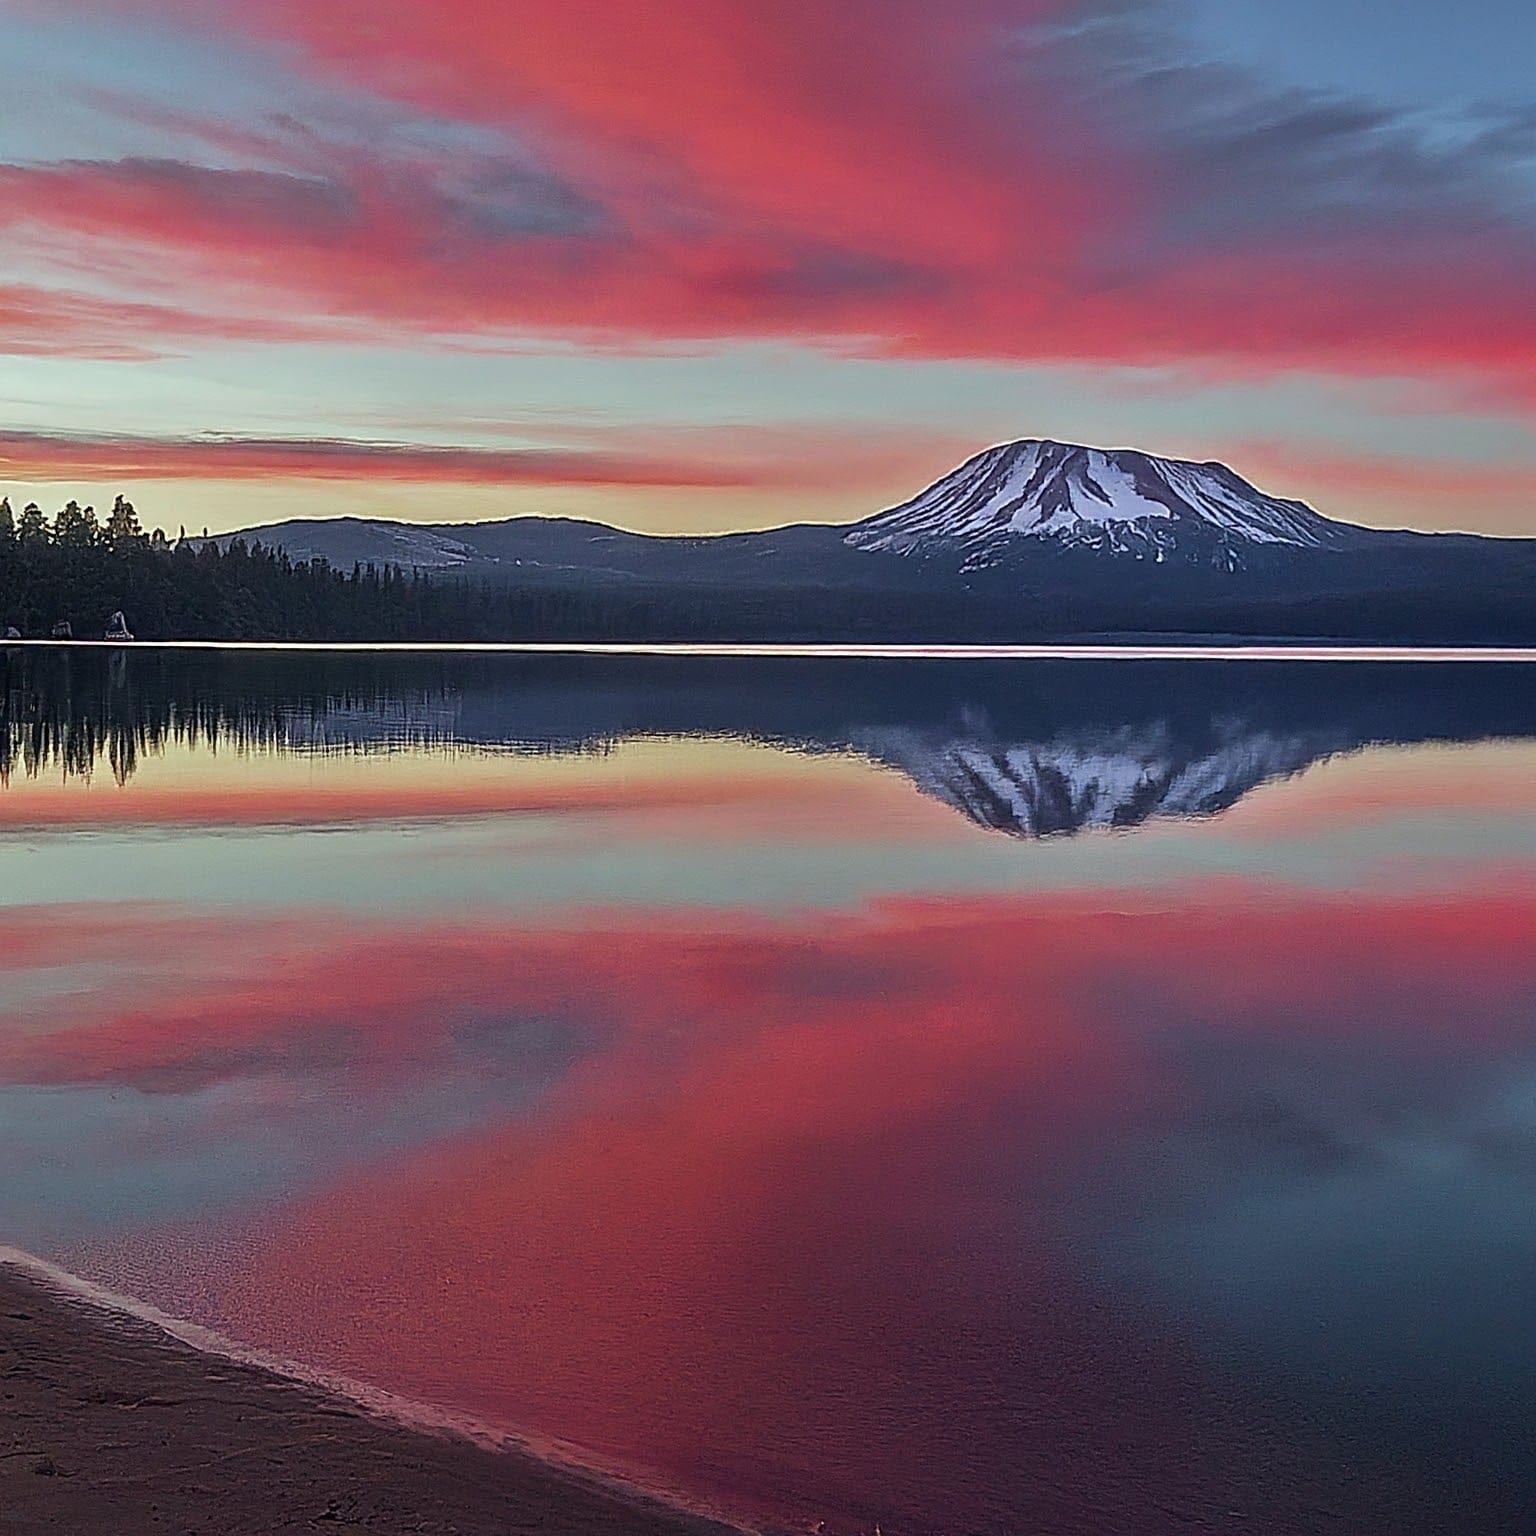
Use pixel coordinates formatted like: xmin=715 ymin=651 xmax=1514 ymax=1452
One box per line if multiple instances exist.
xmin=0 ymin=1263 xmax=744 ymax=1536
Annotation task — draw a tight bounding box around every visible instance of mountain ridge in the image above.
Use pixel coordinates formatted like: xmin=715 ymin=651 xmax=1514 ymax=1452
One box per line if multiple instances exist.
xmin=209 ymin=438 xmax=1515 ymax=573
xmin=200 ymin=438 xmax=1536 ymax=642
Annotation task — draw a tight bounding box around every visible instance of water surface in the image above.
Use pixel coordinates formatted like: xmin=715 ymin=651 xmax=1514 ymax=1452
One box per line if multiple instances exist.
xmin=4 ymin=647 xmax=1536 ymax=1534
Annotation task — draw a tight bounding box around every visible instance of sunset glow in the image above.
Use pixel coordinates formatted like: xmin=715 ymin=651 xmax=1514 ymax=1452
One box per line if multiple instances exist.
xmin=3 ymin=0 xmax=1534 ymax=535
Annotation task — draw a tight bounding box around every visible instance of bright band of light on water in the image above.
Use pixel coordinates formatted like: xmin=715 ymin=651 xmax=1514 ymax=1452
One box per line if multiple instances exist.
xmin=8 ymin=640 xmax=1536 ymax=662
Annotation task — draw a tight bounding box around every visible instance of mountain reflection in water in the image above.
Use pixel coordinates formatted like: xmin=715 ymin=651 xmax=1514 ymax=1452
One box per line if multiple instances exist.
xmin=5 ymin=646 xmax=1536 ymax=837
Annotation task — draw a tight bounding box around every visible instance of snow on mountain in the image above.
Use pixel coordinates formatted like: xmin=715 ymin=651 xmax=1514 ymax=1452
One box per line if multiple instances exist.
xmin=855 ymin=718 xmax=1336 ymax=837
xmin=374 ymin=526 xmax=475 ymax=569
xmin=215 ymin=518 xmax=474 ymax=570
xmin=846 ymin=440 xmax=1376 ymax=569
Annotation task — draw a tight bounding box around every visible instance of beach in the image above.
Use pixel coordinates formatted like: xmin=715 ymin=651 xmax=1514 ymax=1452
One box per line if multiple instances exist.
xmin=0 ymin=1262 xmax=741 ymax=1536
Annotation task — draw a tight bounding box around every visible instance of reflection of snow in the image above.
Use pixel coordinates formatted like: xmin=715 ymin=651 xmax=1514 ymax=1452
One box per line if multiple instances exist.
xmin=858 ymin=719 xmax=1335 ymax=837
xmin=286 ymin=690 xmax=1345 ymax=839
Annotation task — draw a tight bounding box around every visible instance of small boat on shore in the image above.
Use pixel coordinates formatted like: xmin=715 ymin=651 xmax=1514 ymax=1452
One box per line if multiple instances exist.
xmin=104 ymin=611 xmax=135 ymax=641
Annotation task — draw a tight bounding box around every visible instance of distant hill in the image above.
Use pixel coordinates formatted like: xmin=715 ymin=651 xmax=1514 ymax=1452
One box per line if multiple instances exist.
xmin=206 ymin=439 xmax=1536 ymax=643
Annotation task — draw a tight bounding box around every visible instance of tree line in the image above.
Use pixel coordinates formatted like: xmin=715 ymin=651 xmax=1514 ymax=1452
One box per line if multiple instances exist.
xmin=5 ymin=493 xmax=1531 ymax=645
xmin=0 ymin=494 xmax=500 ymax=641
xmin=0 ymin=492 xmax=991 ymax=643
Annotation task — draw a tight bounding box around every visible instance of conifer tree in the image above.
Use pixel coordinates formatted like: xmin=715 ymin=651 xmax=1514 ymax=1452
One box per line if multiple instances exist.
xmin=54 ymin=499 xmax=100 ymax=548
xmin=106 ymin=494 xmax=145 ymax=546
xmin=16 ymin=502 xmax=48 ymax=544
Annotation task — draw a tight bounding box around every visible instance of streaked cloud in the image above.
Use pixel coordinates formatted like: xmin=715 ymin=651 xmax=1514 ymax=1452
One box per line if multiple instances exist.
xmin=0 ymin=419 xmax=976 ymax=507
xmin=1 ymin=0 xmax=1532 ymax=532
xmin=0 ymin=427 xmax=779 ymax=488
xmin=2 ymin=0 xmax=1527 ymax=396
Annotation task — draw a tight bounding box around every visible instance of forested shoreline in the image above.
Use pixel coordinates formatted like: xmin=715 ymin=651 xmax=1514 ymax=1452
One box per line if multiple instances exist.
xmin=0 ymin=493 xmax=926 ymax=642
xmin=0 ymin=492 xmax=1003 ymax=643
xmin=0 ymin=494 xmax=482 ymax=641
xmin=4 ymin=493 xmax=1533 ymax=645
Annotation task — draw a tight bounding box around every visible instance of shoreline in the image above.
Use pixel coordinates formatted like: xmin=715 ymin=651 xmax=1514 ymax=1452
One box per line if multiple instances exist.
xmin=0 ymin=1251 xmax=749 ymax=1536
xmin=6 ymin=637 xmax=1536 ymax=661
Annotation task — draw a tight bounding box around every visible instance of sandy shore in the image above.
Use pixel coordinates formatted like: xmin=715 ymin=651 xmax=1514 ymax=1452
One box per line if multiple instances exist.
xmin=0 ymin=1262 xmax=745 ymax=1536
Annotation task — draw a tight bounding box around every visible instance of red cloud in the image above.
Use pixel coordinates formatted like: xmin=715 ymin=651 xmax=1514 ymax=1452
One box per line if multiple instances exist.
xmin=7 ymin=1 xmax=1536 ymax=402
xmin=222 ymin=0 xmax=1088 ymax=263
xmin=0 ymin=420 xmax=974 ymax=494
xmin=0 ymin=429 xmax=778 ymax=489
xmin=0 ymin=279 xmax=336 ymax=359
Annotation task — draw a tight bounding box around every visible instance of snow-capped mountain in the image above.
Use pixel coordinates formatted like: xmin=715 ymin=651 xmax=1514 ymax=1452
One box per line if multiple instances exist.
xmin=203 ymin=435 xmax=1536 ymax=642
xmin=846 ymin=440 xmax=1379 ymax=570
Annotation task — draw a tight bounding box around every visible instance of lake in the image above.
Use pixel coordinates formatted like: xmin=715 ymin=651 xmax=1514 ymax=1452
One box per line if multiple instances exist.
xmin=4 ymin=645 xmax=1536 ymax=1535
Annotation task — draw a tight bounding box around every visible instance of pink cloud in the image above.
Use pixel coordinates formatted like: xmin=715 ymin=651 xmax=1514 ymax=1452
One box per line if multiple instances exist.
xmin=0 ymin=420 xmax=973 ymax=494
xmin=0 ymin=279 xmax=335 ymax=358
xmin=0 ymin=429 xmax=774 ymax=489
xmin=6 ymin=3 xmax=1535 ymax=405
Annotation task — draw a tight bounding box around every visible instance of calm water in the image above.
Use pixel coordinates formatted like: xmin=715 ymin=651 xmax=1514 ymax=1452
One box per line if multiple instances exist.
xmin=5 ymin=646 xmax=1536 ymax=1534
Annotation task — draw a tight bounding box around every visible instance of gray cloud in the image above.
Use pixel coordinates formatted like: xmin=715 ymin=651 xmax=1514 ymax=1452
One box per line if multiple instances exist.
xmin=31 ymin=155 xmax=357 ymax=233
xmin=1012 ymin=0 xmax=1536 ymax=263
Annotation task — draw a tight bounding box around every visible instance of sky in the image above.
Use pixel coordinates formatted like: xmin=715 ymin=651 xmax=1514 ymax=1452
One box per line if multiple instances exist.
xmin=0 ymin=0 xmax=1533 ymax=538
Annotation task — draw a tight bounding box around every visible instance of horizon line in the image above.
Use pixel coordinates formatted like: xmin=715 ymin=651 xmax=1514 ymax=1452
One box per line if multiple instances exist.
xmin=10 ymin=640 xmax=1536 ymax=663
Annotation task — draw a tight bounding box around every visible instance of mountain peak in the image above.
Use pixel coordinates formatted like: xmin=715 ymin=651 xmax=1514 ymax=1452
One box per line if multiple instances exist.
xmin=846 ymin=439 xmax=1375 ymax=569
